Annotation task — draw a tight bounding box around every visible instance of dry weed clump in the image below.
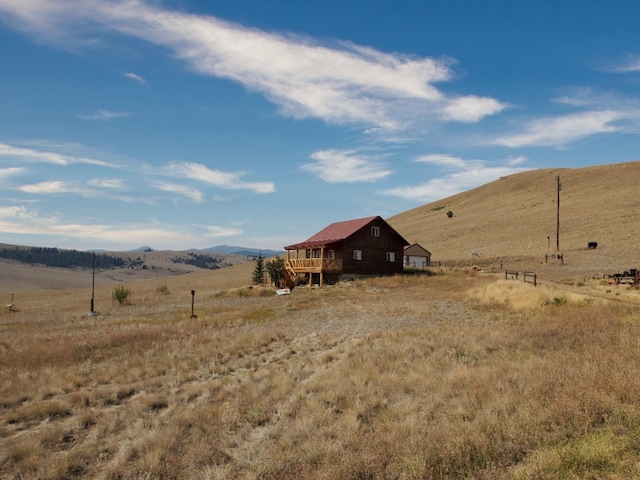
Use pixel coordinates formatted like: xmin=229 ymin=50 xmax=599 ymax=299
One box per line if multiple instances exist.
xmin=2 ymin=272 xmax=640 ymax=478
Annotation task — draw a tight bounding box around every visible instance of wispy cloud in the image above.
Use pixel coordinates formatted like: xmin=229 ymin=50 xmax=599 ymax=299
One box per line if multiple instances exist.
xmin=152 ymin=181 xmax=205 ymax=203
xmin=441 ymin=95 xmax=506 ymax=123
xmin=123 ymin=71 xmax=147 ymax=85
xmin=206 ymin=225 xmax=243 ymax=237
xmin=0 ymin=142 xmax=110 ymax=166
xmin=381 ymin=155 xmax=529 ymax=202
xmin=0 ymin=167 xmax=24 ymax=179
xmin=0 ymin=204 xmax=243 ymax=249
xmin=18 ymin=180 xmax=93 ymax=196
xmin=87 ymin=178 xmax=125 ymax=189
xmin=301 ymin=149 xmax=392 ymax=183
xmin=600 ymin=53 xmax=640 ymax=73
xmin=493 ymin=110 xmax=623 ymax=148
xmin=76 ymin=110 xmax=133 ymax=121
xmin=414 ymin=154 xmax=468 ymax=169
xmin=0 ymin=0 xmax=506 ymax=132
xmin=166 ymin=161 xmax=275 ymax=194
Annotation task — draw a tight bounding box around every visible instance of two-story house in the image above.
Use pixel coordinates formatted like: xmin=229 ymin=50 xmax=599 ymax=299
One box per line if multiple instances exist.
xmin=284 ymin=215 xmax=409 ymax=287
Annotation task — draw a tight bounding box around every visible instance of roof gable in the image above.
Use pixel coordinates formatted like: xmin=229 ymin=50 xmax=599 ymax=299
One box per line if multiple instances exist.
xmin=404 ymin=243 xmax=431 ymax=256
xmin=285 ymin=215 xmax=407 ymax=250
xmin=306 ymin=216 xmax=378 ymax=244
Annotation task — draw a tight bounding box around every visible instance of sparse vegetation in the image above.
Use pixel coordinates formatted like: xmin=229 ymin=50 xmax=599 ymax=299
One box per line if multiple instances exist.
xmin=2 ymin=270 xmax=640 ymax=478
xmin=171 ymin=252 xmax=221 ymax=270
xmin=111 ymin=284 xmax=130 ymax=304
xmin=265 ymin=256 xmax=286 ymax=287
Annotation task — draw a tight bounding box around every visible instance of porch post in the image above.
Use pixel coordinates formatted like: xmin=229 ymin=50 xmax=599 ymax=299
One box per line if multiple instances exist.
xmin=320 ymin=246 xmax=325 ymax=287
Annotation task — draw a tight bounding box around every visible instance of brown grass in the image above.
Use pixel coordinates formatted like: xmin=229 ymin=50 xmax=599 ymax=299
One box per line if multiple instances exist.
xmin=389 ymin=160 xmax=640 ymax=284
xmin=2 ymin=266 xmax=640 ymax=478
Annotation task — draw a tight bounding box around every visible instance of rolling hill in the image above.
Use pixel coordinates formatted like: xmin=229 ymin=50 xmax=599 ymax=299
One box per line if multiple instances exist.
xmin=388 ymin=160 xmax=640 ymax=280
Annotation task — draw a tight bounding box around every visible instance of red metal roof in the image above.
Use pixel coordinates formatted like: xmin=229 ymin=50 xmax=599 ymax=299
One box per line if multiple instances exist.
xmin=285 ymin=216 xmax=380 ymax=250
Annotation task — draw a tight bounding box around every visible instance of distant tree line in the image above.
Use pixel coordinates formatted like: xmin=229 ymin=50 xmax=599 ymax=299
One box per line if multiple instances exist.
xmin=172 ymin=252 xmax=221 ymax=270
xmin=0 ymin=247 xmax=126 ymax=269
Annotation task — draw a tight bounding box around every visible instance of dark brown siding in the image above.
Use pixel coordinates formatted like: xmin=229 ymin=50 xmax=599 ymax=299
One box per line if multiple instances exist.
xmin=340 ymin=218 xmax=405 ymax=275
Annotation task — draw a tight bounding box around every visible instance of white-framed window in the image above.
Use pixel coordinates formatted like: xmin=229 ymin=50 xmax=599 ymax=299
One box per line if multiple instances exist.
xmin=353 ymin=249 xmax=362 ymax=261
xmin=386 ymin=251 xmax=395 ymax=262
xmin=371 ymin=226 xmax=380 ymax=237
xmin=328 ymin=250 xmax=336 ymax=259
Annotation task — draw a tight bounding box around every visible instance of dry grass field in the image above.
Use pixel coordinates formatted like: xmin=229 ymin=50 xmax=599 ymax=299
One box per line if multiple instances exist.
xmin=3 ymin=263 xmax=640 ymax=479
xmin=3 ymin=161 xmax=640 ymax=478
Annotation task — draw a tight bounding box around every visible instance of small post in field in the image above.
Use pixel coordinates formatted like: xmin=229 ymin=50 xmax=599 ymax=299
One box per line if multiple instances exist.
xmin=89 ymin=252 xmax=97 ymax=316
xmin=190 ymin=290 xmax=197 ymax=319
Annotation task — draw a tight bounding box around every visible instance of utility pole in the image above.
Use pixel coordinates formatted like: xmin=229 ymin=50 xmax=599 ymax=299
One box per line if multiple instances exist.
xmin=556 ymin=176 xmax=561 ymax=252
xmin=90 ymin=252 xmax=97 ymax=316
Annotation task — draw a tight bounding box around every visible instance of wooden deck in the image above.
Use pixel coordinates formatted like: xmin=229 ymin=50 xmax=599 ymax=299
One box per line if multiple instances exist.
xmin=286 ymin=258 xmax=342 ymax=273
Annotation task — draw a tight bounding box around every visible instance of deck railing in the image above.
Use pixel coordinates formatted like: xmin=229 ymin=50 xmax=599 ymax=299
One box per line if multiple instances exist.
xmin=287 ymin=258 xmax=342 ymax=272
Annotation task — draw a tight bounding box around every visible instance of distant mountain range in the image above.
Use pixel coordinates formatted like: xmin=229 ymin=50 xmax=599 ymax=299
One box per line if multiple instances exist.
xmin=200 ymin=245 xmax=285 ymax=257
xmin=128 ymin=245 xmax=285 ymax=257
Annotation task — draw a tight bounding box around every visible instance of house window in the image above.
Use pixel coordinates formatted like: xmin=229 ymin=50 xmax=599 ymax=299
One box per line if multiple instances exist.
xmin=353 ymin=249 xmax=362 ymax=261
xmin=386 ymin=251 xmax=395 ymax=262
xmin=371 ymin=226 xmax=380 ymax=237
xmin=328 ymin=250 xmax=335 ymax=259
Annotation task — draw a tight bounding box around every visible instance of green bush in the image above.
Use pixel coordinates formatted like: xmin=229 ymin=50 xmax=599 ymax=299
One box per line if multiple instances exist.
xmin=112 ymin=284 xmax=130 ymax=304
xmin=265 ymin=256 xmax=286 ymax=288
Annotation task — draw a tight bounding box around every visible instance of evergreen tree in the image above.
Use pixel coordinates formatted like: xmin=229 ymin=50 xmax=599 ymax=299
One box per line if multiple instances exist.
xmin=252 ymin=252 xmax=265 ymax=284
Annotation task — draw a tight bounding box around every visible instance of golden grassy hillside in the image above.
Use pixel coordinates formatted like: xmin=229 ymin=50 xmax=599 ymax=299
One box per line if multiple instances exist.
xmin=389 ymin=161 xmax=640 ymax=280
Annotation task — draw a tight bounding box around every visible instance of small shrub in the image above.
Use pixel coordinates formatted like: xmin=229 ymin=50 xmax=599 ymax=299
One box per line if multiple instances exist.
xmin=447 ymin=210 xmax=454 ymax=218
xmin=156 ymin=284 xmax=169 ymax=295
xmin=112 ymin=284 xmax=130 ymax=305
xmin=553 ymin=296 xmax=567 ymax=306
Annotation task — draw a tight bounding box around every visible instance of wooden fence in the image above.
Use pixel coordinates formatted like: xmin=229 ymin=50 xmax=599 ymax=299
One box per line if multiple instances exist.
xmin=505 ymin=270 xmax=538 ymax=286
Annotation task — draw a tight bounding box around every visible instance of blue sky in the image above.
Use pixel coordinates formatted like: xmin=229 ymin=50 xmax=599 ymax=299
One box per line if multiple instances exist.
xmin=1 ymin=1 xmax=640 ymax=251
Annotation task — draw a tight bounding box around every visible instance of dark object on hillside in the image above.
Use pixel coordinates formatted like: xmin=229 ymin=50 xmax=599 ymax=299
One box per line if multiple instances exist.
xmin=609 ymin=268 xmax=639 ymax=286
xmin=190 ymin=290 xmax=197 ymax=319
xmin=587 ymin=242 xmax=598 ymax=249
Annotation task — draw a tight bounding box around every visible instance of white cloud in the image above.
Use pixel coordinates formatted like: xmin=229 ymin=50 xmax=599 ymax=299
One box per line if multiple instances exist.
xmin=166 ymin=161 xmax=275 ymax=194
xmin=0 ymin=204 xmax=243 ymax=249
xmin=493 ymin=110 xmax=623 ymax=148
xmin=18 ymin=180 xmax=90 ymax=195
xmin=301 ymin=149 xmax=392 ymax=183
xmin=206 ymin=225 xmax=243 ymax=237
xmin=76 ymin=110 xmax=133 ymax=121
xmin=87 ymin=178 xmax=124 ymax=189
xmin=152 ymin=181 xmax=204 ymax=203
xmin=0 ymin=166 xmax=24 ymax=179
xmin=18 ymin=179 xmax=133 ymax=199
xmin=381 ymin=155 xmax=528 ymax=203
xmin=507 ymin=155 xmax=527 ymax=166
xmin=0 ymin=142 xmax=110 ymax=166
xmin=441 ymin=95 xmax=507 ymax=123
xmin=414 ymin=154 xmax=467 ymax=169
xmin=601 ymin=53 xmax=640 ymax=73
xmin=0 ymin=0 xmax=505 ymax=130
xmin=123 ymin=71 xmax=147 ymax=84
